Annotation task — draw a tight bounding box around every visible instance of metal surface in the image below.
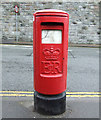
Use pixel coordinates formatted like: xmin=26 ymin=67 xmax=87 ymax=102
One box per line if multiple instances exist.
xmin=16 ymin=13 xmax=18 ymax=42
xmin=33 ymin=10 xmax=69 ymax=95
xmin=34 ymin=91 xmax=66 ymax=115
xmin=15 ymin=5 xmax=19 ymax=13
xmin=34 ymin=9 xmax=68 ymax=17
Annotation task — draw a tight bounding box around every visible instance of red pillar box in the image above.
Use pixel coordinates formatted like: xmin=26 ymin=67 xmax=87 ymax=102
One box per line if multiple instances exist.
xmin=33 ymin=9 xmax=69 ymax=115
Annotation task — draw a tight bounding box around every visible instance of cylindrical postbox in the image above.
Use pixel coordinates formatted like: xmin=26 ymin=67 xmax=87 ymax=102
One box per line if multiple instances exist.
xmin=33 ymin=9 xmax=69 ymax=115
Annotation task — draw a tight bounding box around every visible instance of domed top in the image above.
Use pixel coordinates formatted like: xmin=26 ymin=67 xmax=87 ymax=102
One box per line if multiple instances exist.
xmin=34 ymin=9 xmax=69 ymax=17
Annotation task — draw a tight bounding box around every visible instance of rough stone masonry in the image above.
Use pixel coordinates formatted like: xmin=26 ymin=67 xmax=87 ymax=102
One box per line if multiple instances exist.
xmin=1 ymin=0 xmax=100 ymax=44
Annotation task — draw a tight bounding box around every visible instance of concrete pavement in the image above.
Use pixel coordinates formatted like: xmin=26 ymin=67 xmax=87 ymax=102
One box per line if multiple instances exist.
xmin=2 ymin=97 xmax=99 ymax=118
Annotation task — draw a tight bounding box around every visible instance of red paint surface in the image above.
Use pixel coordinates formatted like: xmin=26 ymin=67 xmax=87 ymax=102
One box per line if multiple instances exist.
xmin=33 ymin=10 xmax=69 ymax=95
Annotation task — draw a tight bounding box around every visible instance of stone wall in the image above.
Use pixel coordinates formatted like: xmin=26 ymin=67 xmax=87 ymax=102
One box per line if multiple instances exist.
xmin=1 ymin=0 xmax=100 ymax=44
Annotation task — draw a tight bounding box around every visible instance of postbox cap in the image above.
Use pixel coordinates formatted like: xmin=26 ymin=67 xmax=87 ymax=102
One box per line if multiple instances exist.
xmin=34 ymin=9 xmax=69 ymax=17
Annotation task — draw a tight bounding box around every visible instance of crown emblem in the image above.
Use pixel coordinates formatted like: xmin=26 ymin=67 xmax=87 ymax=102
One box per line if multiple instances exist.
xmin=43 ymin=48 xmax=60 ymax=60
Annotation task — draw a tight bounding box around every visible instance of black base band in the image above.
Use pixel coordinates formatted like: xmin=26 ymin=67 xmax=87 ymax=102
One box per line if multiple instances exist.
xmin=34 ymin=91 xmax=66 ymax=115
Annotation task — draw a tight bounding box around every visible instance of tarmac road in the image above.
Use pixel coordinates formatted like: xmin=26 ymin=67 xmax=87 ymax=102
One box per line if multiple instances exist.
xmin=1 ymin=45 xmax=99 ymax=92
xmin=0 ymin=44 xmax=100 ymax=118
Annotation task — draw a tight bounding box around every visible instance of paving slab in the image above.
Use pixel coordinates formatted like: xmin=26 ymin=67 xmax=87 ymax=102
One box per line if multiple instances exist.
xmin=2 ymin=97 xmax=99 ymax=118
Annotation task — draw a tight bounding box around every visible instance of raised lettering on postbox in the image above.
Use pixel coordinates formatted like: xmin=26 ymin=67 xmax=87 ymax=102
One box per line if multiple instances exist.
xmin=41 ymin=47 xmax=62 ymax=74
